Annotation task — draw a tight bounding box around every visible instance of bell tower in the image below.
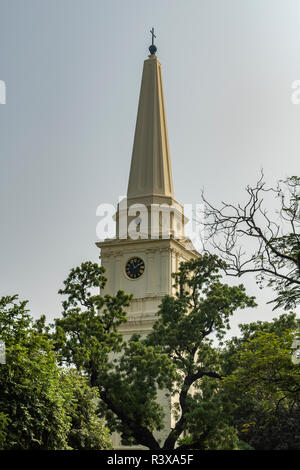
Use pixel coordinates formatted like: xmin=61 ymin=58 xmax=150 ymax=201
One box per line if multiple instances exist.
xmin=96 ymin=32 xmax=199 ymax=447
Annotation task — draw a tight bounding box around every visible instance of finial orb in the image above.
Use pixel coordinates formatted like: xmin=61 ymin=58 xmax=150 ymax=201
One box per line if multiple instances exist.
xmin=149 ymin=44 xmax=157 ymax=55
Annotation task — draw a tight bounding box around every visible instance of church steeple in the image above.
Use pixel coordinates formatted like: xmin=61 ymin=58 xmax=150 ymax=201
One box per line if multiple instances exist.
xmin=97 ymin=37 xmax=199 ymax=448
xmin=127 ymin=33 xmax=174 ymax=200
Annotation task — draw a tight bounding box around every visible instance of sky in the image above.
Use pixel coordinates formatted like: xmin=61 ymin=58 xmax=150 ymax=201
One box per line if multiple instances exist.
xmin=0 ymin=0 xmax=299 ymax=337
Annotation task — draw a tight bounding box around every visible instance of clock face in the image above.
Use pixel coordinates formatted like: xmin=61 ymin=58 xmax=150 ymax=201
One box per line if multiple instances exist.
xmin=125 ymin=257 xmax=145 ymax=279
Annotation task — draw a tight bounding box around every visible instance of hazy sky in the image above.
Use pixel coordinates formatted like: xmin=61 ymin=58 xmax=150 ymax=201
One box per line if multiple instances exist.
xmin=0 ymin=0 xmax=299 ymax=337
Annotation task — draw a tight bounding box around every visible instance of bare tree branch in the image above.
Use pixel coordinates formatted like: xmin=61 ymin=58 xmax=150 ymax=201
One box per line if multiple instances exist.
xmin=201 ymin=174 xmax=300 ymax=309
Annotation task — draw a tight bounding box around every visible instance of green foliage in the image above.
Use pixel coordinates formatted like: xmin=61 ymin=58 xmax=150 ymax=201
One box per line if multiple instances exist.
xmin=59 ymin=369 xmax=112 ymax=450
xmin=221 ymin=312 xmax=300 ymax=375
xmin=0 ymin=294 xmax=112 ymax=449
xmin=227 ymin=330 xmax=299 ymax=400
xmin=146 ymin=256 xmax=255 ymax=449
xmin=0 ymin=295 xmax=31 ymax=343
xmin=176 ymin=376 xmax=243 ymax=450
xmin=4 ymin=258 xmax=298 ymax=450
xmin=99 ymin=337 xmax=177 ymax=447
xmin=53 ymin=262 xmax=132 ymax=386
xmin=57 ymin=256 xmax=255 ymax=449
xmin=222 ymin=314 xmax=300 ymax=449
xmin=0 ymin=412 xmax=10 ymax=449
xmin=235 ymin=404 xmax=300 ymax=450
xmin=0 ymin=296 xmax=71 ymax=449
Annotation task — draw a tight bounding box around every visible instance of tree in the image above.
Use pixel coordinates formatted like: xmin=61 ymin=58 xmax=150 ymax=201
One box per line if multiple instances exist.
xmin=53 ymin=261 xmax=132 ymax=387
xmin=59 ymin=369 xmax=112 ymax=450
xmin=55 ymin=255 xmax=256 ymax=449
xmin=175 ymin=375 xmax=245 ymax=450
xmin=0 ymin=413 xmax=9 ymax=449
xmin=202 ymin=175 xmax=300 ymax=310
xmin=221 ymin=312 xmax=300 ymax=375
xmin=0 ymin=295 xmax=71 ymax=449
xmin=0 ymin=295 xmax=112 ymax=449
xmin=222 ymin=313 xmax=300 ymax=449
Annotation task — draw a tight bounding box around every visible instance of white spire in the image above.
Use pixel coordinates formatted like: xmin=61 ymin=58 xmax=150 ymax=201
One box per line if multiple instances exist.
xmin=127 ymin=53 xmax=174 ymax=200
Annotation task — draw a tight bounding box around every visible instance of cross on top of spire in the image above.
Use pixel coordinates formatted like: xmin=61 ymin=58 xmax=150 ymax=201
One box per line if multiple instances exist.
xmin=149 ymin=27 xmax=157 ymax=55
xmin=150 ymin=27 xmax=156 ymax=45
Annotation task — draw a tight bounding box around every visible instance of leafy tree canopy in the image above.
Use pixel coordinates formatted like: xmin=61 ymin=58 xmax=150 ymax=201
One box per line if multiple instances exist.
xmin=221 ymin=313 xmax=300 ymax=449
xmin=54 ymin=256 xmax=256 ymax=449
xmin=0 ymin=294 xmax=111 ymax=450
xmin=53 ymin=262 xmax=132 ymax=386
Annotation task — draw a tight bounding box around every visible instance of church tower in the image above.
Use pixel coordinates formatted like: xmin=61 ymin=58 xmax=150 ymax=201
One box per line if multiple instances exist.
xmin=96 ymin=32 xmax=199 ymax=448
